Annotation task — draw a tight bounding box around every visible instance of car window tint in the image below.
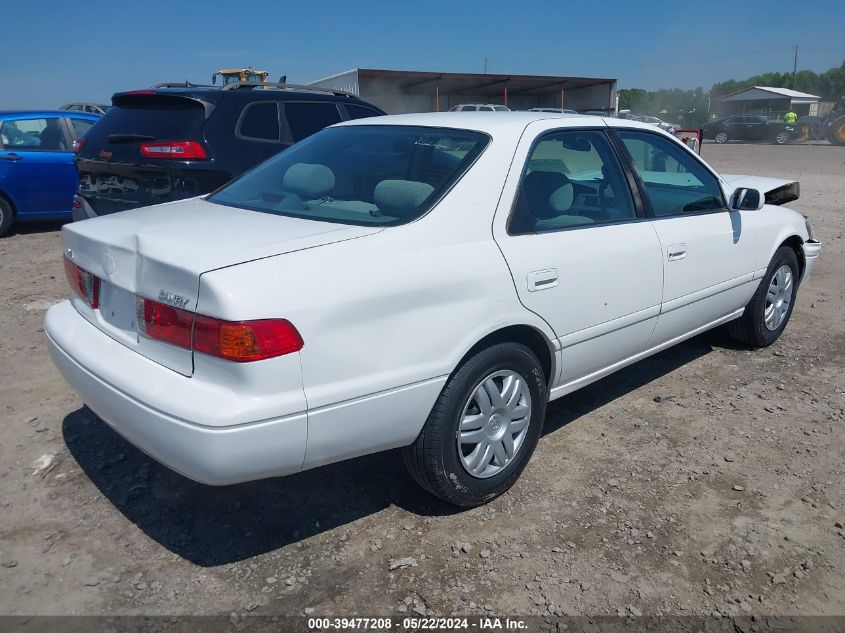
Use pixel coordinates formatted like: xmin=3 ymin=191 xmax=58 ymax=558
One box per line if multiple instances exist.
xmin=509 ymin=129 xmax=635 ymax=234
xmin=238 ymin=102 xmax=280 ymax=141
xmin=0 ymin=118 xmax=66 ymax=150
xmin=619 ymin=130 xmax=725 ymax=217
xmin=284 ymin=102 xmax=343 ymax=143
xmin=345 ymin=104 xmax=382 ymax=120
xmin=70 ymin=118 xmax=94 ymax=138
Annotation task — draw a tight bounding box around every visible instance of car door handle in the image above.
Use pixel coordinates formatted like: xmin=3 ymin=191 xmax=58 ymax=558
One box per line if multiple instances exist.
xmin=0 ymin=153 xmax=22 ymax=161
xmin=527 ymin=268 xmax=559 ymax=291
xmin=667 ymin=244 xmax=687 ymax=261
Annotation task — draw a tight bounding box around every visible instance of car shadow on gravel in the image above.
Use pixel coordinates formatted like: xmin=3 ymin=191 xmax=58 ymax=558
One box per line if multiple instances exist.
xmin=62 ymin=330 xmax=723 ymax=567
xmin=62 ymin=408 xmax=461 ymax=567
xmin=5 ymin=219 xmax=67 ymax=236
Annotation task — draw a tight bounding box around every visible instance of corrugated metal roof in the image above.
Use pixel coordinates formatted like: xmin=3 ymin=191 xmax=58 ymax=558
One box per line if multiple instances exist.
xmin=717 ymin=86 xmax=821 ymax=101
xmin=308 ymin=68 xmax=615 ymax=97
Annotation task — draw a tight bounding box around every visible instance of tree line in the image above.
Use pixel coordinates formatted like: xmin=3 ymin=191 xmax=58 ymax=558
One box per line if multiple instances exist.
xmin=618 ymin=59 xmax=845 ymax=127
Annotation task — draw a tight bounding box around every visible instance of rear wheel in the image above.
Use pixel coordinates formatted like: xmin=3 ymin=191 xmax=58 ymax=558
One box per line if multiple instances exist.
xmin=714 ymin=131 xmax=728 ymax=144
xmin=728 ymin=246 xmax=799 ymax=348
xmin=403 ymin=342 xmax=547 ymax=506
xmin=0 ymin=197 xmax=13 ymax=238
xmin=774 ymin=130 xmax=790 ymax=145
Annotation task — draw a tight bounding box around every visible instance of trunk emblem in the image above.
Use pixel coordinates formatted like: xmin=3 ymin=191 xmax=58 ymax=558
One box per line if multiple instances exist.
xmin=99 ymin=149 xmax=112 ymax=159
xmin=102 ymin=254 xmax=116 ymax=275
xmin=158 ymin=290 xmax=191 ymax=310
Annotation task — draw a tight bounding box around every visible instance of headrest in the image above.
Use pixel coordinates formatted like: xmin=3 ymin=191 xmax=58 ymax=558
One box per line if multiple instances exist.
xmin=549 ymin=183 xmax=574 ymax=212
xmin=282 ymin=163 xmax=335 ymax=197
xmin=374 ymin=180 xmax=434 ymax=218
xmin=523 ymin=171 xmax=571 ymax=219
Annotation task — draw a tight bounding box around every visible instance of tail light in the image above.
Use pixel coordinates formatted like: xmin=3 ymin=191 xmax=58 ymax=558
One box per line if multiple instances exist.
xmin=136 ymin=298 xmax=193 ymax=349
xmin=194 ymin=316 xmax=304 ymax=362
xmin=72 ymin=137 xmax=87 ymax=153
xmin=136 ymin=297 xmax=303 ymax=362
xmin=63 ymin=256 xmax=100 ymax=308
xmin=140 ymin=140 xmax=207 ymax=160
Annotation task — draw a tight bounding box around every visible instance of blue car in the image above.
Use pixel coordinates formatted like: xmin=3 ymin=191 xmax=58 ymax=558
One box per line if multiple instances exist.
xmin=0 ymin=110 xmax=100 ymax=236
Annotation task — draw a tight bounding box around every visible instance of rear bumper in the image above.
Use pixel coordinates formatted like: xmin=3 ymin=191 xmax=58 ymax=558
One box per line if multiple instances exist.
xmin=45 ymin=301 xmax=307 ymax=485
xmin=801 ymin=239 xmax=822 ymax=284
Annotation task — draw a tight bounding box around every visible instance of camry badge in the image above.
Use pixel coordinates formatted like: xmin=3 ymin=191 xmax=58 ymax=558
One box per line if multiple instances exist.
xmin=158 ymin=290 xmax=191 ymax=310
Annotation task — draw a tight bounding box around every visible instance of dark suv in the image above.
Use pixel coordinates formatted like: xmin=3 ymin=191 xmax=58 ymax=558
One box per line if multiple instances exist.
xmin=74 ymin=83 xmax=385 ymax=219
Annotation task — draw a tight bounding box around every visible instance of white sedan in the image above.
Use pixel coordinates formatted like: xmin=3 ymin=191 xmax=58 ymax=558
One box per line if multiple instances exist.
xmin=46 ymin=113 xmax=821 ymax=506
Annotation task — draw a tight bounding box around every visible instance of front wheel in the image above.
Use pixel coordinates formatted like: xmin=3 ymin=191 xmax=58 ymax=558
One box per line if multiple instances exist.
xmin=403 ymin=342 xmax=547 ymax=506
xmin=714 ymin=131 xmax=728 ymax=144
xmin=774 ymin=130 xmax=790 ymax=145
xmin=727 ymin=246 xmax=799 ymax=347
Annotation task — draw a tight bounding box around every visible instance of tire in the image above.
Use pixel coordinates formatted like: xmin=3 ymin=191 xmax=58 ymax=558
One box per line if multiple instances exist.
xmin=714 ymin=131 xmax=728 ymax=144
xmin=774 ymin=130 xmax=790 ymax=145
xmin=403 ymin=342 xmax=547 ymax=507
xmin=0 ymin=197 xmax=13 ymax=238
xmin=727 ymin=246 xmax=799 ymax=348
xmin=827 ymin=116 xmax=845 ymax=146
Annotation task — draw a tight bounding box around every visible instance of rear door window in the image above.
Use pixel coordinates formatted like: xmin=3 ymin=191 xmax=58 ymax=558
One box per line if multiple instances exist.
xmin=284 ymin=102 xmax=343 ymax=143
xmin=237 ymin=101 xmax=280 ymax=141
xmin=510 ymin=129 xmax=635 ymax=234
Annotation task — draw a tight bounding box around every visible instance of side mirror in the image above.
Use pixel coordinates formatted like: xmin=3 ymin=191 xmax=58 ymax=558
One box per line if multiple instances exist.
xmin=730 ymin=187 xmax=764 ymax=211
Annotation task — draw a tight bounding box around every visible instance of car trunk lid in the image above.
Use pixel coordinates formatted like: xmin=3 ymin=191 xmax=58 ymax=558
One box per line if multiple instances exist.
xmin=63 ymin=197 xmax=382 ymax=375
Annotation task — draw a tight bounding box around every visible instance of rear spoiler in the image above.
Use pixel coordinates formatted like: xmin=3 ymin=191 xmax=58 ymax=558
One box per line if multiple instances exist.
xmin=721 ymin=174 xmax=799 ymax=206
xmin=111 ymin=90 xmax=218 ymax=119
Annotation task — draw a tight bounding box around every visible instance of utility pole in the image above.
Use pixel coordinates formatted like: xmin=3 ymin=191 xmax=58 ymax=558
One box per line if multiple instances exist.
xmin=484 ymin=57 xmax=488 ymax=74
xmin=792 ymin=45 xmax=798 ymax=90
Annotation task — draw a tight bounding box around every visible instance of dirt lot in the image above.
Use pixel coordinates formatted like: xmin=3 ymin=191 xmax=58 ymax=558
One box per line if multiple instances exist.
xmin=1 ymin=142 xmax=843 ymax=620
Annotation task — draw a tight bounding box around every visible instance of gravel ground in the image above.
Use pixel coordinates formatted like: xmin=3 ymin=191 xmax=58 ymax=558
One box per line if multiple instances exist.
xmin=0 ymin=141 xmax=843 ymax=619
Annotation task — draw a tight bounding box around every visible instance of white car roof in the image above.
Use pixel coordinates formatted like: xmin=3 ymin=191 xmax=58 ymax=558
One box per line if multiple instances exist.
xmin=337 ymin=111 xmax=665 ymax=137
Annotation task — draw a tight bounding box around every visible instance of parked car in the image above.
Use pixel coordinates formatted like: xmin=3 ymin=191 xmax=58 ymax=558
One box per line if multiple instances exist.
xmin=528 ymin=107 xmax=578 ymax=114
xmin=449 ymin=104 xmax=510 ymax=111
xmin=703 ymin=115 xmax=802 ymax=144
xmin=74 ymin=83 xmax=385 ymax=219
xmin=0 ymin=110 xmax=100 ymax=236
xmin=60 ymin=103 xmax=111 ymax=116
xmin=632 ymin=115 xmax=678 ymax=133
xmin=46 ymin=114 xmax=820 ymax=506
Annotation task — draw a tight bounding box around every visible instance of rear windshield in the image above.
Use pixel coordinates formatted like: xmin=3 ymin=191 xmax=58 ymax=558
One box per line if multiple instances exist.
xmin=83 ymin=95 xmax=207 ymax=143
xmin=208 ymin=125 xmax=489 ymax=226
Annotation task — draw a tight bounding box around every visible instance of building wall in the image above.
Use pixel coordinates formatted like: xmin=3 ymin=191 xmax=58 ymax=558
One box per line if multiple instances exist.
xmin=353 ymin=77 xmax=616 ymax=114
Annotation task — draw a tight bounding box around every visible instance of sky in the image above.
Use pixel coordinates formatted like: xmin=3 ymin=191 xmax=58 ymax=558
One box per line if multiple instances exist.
xmin=1 ymin=0 xmax=843 ymax=110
